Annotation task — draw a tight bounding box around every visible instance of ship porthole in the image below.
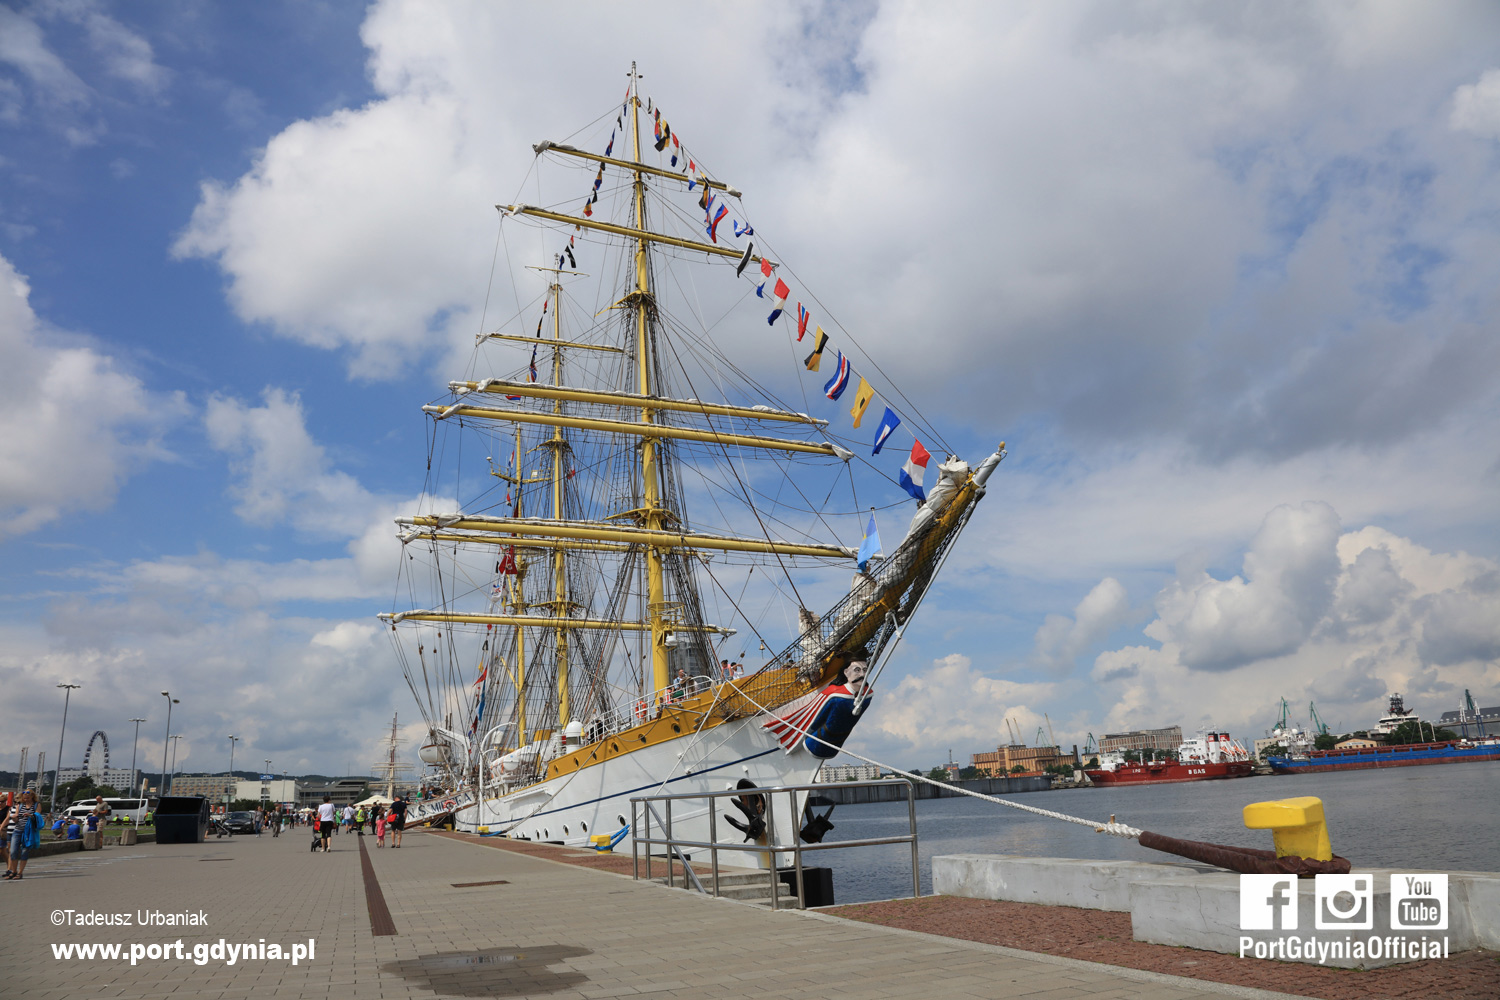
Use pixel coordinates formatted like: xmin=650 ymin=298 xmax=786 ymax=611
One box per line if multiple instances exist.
xmin=611 ymin=742 xmax=619 ymax=753
xmin=580 ymin=821 xmax=588 ymax=832
xmin=563 ymin=825 xmax=569 ymax=835
xmin=617 ymin=815 xmax=627 ymax=827
xmin=672 ymin=723 xmax=681 ymax=733
xmin=544 ymin=828 xmax=549 ymax=838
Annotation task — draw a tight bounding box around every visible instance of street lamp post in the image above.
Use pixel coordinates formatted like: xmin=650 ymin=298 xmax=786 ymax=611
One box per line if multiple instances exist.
xmin=226 ymin=735 xmax=240 ymax=811
xmin=168 ymin=735 xmax=183 ymax=790
xmin=128 ymin=718 xmax=147 ymax=796
xmin=159 ymin=692 xmax=178 ymax=797
xmin=50 ymin=683 xmax=82 ymax=815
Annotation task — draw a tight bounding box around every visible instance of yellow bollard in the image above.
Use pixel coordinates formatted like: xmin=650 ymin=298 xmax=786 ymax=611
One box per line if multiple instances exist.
xmin=477 ymin=826 xmax=489 ymax=834
xmin=1242 ymin=796 xmax=1333 ymax=860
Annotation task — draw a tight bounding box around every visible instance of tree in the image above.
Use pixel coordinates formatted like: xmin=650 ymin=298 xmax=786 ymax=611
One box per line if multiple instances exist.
xmin=1314 ymin=733 xmax=1338 ymax=751
xmin=1085 ymin=756 xmax=1099 ymax=768
xmin=1009 ymin=764 xmax=1026 ymax=774
xmin=1386 ymin=721 xmax=1456 ymax=746
xmin=926 ymin=767 xmax=950 ymax=782
xmin=1122 ymin=750 xmax=1140 ymax=763
xmin=958 ymin=766 xmax=982 ymax=780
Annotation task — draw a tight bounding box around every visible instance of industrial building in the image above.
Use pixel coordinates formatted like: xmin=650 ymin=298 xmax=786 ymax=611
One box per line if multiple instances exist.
xmin=1098 ymin=726 xmax=1182 ymax=753
xmin=971 ymin=743 xmax=1068 ymax=777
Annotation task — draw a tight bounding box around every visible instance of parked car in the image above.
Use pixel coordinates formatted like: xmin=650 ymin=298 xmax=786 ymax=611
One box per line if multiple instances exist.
xmin=223 ymin=811 xmax=257 ymax=834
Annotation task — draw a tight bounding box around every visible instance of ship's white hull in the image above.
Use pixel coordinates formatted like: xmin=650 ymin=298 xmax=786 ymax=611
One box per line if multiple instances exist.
xmin=406 ymin=715 xmax=825 ymax=868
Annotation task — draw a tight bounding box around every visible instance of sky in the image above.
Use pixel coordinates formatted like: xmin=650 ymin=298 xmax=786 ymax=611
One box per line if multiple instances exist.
xmin=2 ymin=0 xmax=1498 ymax=782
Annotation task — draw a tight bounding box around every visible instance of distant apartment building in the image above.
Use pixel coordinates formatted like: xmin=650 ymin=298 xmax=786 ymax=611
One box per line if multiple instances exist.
xmin=164 ymin=774 xmax=235 ymax=799
xmin=1252 ymin=737 xmax=1283 ymax=759
xmin=56 ymin=767 xmax=139 ymax=792
xmin=971 ymin=744 xmax=1067 ymax=777
xmin=297 ymin=779 xmax=369 ymax=809
xmin=816 ymin=763 xmax=882 ymax=782
xmin=1098 ymin=726 xmax=1182 ymax=753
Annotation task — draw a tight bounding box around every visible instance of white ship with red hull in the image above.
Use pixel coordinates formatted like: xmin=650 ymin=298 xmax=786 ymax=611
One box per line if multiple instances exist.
xmin=1086 ymin=730 xmax=1253 ymax=786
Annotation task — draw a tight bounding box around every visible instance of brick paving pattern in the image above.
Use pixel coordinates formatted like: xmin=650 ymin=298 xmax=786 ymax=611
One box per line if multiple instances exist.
xmin=835 ymin=894 xmax=1500 ymax=1000
xmin=0 ymin=827 xmax=1293 ymax=999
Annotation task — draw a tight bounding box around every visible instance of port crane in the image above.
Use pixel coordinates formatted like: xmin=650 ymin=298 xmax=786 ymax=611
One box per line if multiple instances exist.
xmin=1309 ymin=701 xmax=1331 ymax=737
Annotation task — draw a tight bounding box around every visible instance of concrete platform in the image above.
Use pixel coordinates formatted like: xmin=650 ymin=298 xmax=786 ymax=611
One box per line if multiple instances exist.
xmin=933 ymin=854 xmax=1500 ymax=969
xmin=0 ymin=828 xmax=1293 ymax=999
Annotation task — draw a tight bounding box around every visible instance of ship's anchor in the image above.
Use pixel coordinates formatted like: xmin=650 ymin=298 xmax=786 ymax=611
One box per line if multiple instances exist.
xmin=723 ymin=779 xmax=766 ymax=843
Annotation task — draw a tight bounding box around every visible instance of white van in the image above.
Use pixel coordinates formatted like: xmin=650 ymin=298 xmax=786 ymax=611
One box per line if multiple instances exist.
xmin=66 ymin=797 xmax=149 ymax=825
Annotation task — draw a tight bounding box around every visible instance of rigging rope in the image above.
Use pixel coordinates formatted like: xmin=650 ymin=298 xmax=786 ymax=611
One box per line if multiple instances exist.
xmin=722 ymin=678 xmax=1142 ymax=839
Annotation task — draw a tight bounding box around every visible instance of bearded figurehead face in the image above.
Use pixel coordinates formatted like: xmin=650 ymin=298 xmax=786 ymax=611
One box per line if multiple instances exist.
xmin=843 ymin=659 xmax=868 ymax=694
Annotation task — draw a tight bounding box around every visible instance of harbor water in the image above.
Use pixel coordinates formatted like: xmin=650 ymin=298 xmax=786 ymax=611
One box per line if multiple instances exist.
xmin=808 ymin=763 xmax=1500 ymax=905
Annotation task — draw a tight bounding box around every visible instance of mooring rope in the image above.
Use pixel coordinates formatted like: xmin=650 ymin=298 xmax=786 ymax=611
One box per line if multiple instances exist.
xmin=726 ymin=681 xmax=1143 ymax=839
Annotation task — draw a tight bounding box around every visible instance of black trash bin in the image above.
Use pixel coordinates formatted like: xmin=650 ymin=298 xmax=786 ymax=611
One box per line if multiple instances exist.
xmin=778 ymin=866 xmax=835 ymax=907
xmin=154 ymin=796 xmax=210 ymax=844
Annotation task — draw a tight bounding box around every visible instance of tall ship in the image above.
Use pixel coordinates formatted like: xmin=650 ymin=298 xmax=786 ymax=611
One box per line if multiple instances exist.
xmin=381 ymin=66 xmax=1004 ymax=862
xmin=1085 ymin=730 xmax=1253 ymax=786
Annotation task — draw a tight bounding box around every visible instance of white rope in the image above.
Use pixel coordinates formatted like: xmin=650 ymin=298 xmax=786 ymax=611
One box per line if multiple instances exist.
xmin=729 ymin=681 xmax=1142 ymax=839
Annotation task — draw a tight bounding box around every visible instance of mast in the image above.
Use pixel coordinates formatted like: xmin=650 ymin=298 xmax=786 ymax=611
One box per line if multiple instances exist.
xmin=548 ymin=274 xmax=571 ymax=727
xmin=512 ymin=423 xmax=528 ymax=745
xmin=629 ymin=61 xmax=673 ymax=695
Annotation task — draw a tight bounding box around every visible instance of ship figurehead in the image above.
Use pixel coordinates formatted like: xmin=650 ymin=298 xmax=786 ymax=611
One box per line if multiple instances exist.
xmin=763 ymin=652 xmax=872 ymax=759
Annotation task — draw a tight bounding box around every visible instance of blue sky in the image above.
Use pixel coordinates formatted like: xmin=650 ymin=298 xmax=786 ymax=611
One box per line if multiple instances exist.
xmin=3 ymin=1 xmax=1499 ymax=780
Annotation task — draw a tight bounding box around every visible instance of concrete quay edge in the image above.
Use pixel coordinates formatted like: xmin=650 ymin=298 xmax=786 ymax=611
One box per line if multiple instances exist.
xmin=932 ymin=853 xmax=1500 ymax=969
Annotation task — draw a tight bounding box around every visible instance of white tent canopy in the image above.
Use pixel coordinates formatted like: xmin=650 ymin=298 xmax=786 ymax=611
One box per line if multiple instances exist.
xmin=354 ymin=794 xmax=394 ymax=807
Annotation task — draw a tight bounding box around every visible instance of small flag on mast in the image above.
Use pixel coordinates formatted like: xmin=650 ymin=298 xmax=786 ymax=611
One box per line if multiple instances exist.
xmin=796 ymin=303 xmax=810 ymax=341
xmin=803 ymin=328 xmax=829 ymax=371
xmin=823 ymin=351 xmax=851 ymax=399
xmin=767 ymin=278 xmax=790 ymax=325
xmin=850 ymin=377 xmax=875 ymax=428
xmin=872 ymin=406 xmax=901 ymax=454
xmin=899 ymin=440 xmax=930 ymax=501
xmin=856 ymin=510 xmax=882 ymax=573
xmin=756 ymin=257 xmax=774 ymax=296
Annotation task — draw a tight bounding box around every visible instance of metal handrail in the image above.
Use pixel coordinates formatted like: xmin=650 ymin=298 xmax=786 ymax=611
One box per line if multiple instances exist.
xmin=630 ymin=778 xmax=919 ymax=910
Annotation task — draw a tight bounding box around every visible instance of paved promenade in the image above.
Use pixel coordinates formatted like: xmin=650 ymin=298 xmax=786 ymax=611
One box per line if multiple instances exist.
xmin=0 ymin=829 xmax=1302 ymax=999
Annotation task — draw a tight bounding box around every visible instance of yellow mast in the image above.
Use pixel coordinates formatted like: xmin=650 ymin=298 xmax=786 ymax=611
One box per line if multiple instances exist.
xmin=547 ymin=275 xmax=571 ymax=728
xmin=629 ymin=63 xmax=673 ymax=695
xmin=511 ymin=423 xmax=527 ymax=747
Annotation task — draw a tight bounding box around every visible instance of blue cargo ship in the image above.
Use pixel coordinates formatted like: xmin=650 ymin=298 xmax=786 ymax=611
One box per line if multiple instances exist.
xmin=1268 ymin=737 xmax=1500 ymax=774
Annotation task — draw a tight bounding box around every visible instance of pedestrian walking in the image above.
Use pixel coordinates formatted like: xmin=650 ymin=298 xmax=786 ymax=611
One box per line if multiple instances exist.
xmin=4 ymin=790 xmax=41 ymax=880
xmin=374 ymin=804 xmax=386 ymax=847
xmin=316 ymin=796 xmax=335 ymax=853
xmin=389 ymin=795 xmax=406 ymax=848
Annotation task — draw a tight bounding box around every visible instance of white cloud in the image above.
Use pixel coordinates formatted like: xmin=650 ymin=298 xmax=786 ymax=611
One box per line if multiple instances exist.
xmin=0 ymin=1 xmax=166 ymax=142
xmin=1033 ymin=576 xmax=1131 ymax=674
xmin=1451 ymin=68 xmax=1500 ymax=137
xmin=0 ymin=5 xmax=89 ymax=110
xmin=205 ymin=387 xmax=380 ymax=536
xmin=0 ymin=253 xmax=179 ymax=538
xmin=1084 ymin=509 xmax=1500 ymax=741
xmin=1146 ymin=501 xmax=1341 ymax=672
xmin=863 ymin=653 xmax=1056 ymax=761
xmin=167 ymin=1 xmax=1500 ymax=486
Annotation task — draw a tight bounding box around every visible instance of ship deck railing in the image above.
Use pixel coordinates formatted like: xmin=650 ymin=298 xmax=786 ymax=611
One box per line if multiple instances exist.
xmin=629 ymin=778 xmax=919 ymax=911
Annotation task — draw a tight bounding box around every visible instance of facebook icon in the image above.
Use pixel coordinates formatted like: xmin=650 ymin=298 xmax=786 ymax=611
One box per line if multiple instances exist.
xmin=1240 ymin=874 xmax=1299 ymax=930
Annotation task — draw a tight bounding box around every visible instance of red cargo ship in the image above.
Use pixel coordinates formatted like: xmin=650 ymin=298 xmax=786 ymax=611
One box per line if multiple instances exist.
xmin=1085 ymin=730 xmax=1253 ymax=786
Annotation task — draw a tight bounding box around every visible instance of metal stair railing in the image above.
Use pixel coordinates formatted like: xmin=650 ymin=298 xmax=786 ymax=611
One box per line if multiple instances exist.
xmin=630 ymin=778 xmax=920 ymax=910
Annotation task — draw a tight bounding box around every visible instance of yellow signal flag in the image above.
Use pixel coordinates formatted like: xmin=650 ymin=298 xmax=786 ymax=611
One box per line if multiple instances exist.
xmin=803 ymin=328 xmax=829 ymax=371
xmin=850 ymin=376 xmax=875 ymax=428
